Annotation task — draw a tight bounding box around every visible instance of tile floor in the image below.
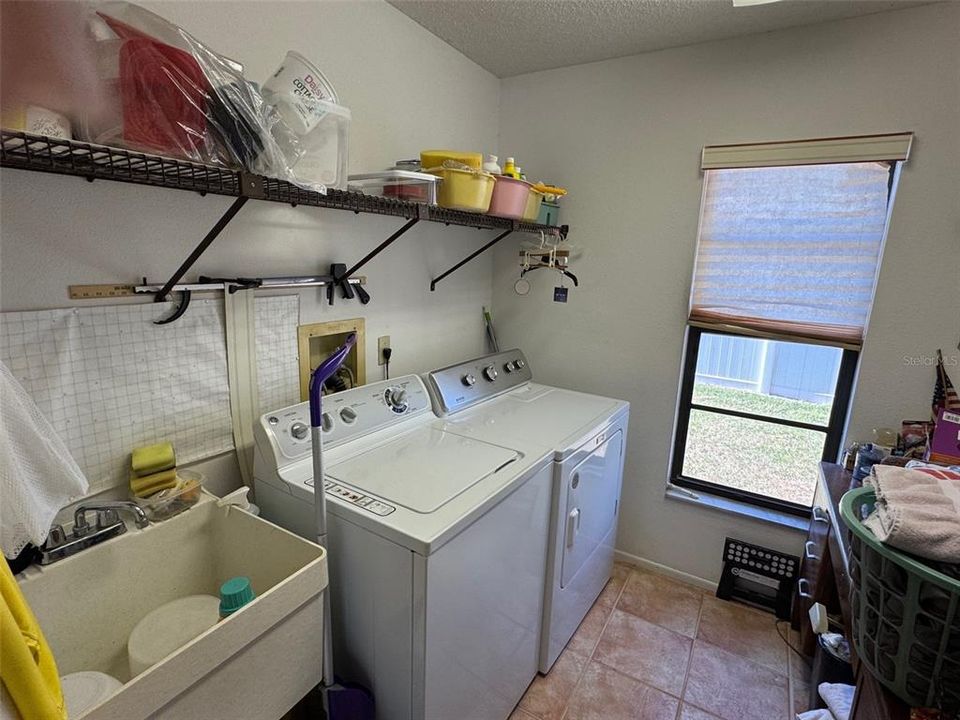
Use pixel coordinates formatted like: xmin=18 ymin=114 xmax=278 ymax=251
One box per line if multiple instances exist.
xmin=511 ymin=562 xmax=813 ymax=720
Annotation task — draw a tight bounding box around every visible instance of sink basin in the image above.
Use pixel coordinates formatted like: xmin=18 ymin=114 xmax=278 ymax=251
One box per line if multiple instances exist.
xmin=16 ymin=493 xmax=327 ymax=719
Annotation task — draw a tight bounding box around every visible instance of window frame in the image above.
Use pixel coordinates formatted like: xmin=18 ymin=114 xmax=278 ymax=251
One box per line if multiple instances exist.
xmin=670 ymin=326 xmax=859 ymax=516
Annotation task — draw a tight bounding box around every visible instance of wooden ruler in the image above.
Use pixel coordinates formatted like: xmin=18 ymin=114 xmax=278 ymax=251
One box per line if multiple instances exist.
xmin=69 ymin=284 xmax=138 ymax=299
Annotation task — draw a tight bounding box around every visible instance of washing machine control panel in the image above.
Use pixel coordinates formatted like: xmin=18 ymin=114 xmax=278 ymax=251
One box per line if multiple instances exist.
xmin=427 ymin=349 xmax=532 ymax=415
xmin=260 ymin=374 xmax=432 ymax=463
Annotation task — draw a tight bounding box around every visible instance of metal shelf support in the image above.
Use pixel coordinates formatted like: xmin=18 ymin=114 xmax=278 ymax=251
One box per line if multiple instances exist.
xmin=341 ymin=217 xmax=420 ymax=282
xmin=154 ymin=196 xmax=249 ymax=302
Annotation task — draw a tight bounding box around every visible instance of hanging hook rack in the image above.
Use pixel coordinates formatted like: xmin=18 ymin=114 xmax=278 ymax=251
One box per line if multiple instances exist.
xmin=430 ymin=223 xmax=568 ymax=291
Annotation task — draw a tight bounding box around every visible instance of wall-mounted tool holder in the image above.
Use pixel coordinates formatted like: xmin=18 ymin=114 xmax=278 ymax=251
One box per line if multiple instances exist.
xmin=2 ymin=130 xmax=568 ymax=300
xmin=68 ymin=273 xmax=368 ymax=324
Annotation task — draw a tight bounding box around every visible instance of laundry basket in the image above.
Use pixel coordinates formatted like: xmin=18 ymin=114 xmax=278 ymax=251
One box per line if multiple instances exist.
xmin=840 ymin=487 xmax=960 ymax=711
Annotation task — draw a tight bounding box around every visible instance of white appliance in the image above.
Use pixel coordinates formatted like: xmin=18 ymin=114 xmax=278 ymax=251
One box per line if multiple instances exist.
xmin=426 ymin=350 xmax=629 ymax=673
xmin=253 ymin=375 xmax=552 ymax=720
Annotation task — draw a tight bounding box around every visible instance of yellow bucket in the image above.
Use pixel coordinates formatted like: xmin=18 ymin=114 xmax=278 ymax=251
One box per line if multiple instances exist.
xmin=521 ymin=188 xmax=544 ymax=222
xmin=427 ymin=167 xmax=495 ymax=213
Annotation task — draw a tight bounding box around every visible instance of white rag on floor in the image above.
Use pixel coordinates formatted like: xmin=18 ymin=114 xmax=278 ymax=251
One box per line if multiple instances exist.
xmin=863 ymin=464 xmax=960 ymax=563
xmin=0 ymin=360 xmax=88 ymax=558
xmin=818 ymin=682 xmax=854 ymax=720
xmin=796 ymin=710 xmax=834 ymax=720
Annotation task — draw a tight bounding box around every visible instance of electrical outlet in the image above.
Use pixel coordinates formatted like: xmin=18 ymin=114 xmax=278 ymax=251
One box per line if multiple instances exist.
xmin=378 ymin=335 xmax=391 ymax=365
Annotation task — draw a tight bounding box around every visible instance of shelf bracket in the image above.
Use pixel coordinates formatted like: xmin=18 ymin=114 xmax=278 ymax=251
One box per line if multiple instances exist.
xmin=430 ymin=228 xmax=514 ymax=291
xmin=339 ymin=217 xmax=419 ymax=287
xmin=154 ymin=195 xmax=250 ymax=302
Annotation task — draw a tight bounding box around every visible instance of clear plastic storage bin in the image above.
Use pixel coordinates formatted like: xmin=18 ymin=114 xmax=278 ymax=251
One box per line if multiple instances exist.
xmin=135 ymin=470 xmax=204 ymax=521
xmin=348 ymin=170 xmax=439 ymax=204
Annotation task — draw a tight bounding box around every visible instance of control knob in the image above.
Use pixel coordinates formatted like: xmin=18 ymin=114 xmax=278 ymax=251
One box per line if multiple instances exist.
xmin=290 ymin=421 xmax=309 ymax=440
xmin=503 ymin=361 xmax=515 ymax=373
xmin=514 ymin=358 xmax=525 ymax=369
xmin=321 ymin=413 xmax=334 ymax=433
xmin=340 ymin=407 xmax=358 ymax=424
xmin=385 ymin=387 xmax=409 ymax=413
xmin=483 ymin=364 xmax=498 ymax=382
xmin=462 ymin=373 xmax=476 ymax=387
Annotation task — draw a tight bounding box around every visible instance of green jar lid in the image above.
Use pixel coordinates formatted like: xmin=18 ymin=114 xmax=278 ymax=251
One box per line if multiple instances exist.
xmin=219 ymin=576 xmax=255 ymax=618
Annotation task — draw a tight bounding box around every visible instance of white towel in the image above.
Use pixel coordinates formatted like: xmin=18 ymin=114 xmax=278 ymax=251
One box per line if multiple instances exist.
xmin=0 ymin=360 xmax=88 ymax=558
xmin=819 ymin=683 xmax=855 ymax=720
xmin=796 ymin=710 xmax=834 ymax=720
xmin=863 ymin=465 xmax=960 ymax=563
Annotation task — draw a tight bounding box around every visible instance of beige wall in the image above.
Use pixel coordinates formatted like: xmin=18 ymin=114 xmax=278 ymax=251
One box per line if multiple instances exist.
xmin=0 ymin=0 xmax=501 ymax=494
xmin=493 ymin=3 xmax=960 ymax=582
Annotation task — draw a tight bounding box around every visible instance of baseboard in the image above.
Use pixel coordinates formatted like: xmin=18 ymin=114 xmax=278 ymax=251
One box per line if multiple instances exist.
xmin=614 ymin=549 xmax=717 ymax=592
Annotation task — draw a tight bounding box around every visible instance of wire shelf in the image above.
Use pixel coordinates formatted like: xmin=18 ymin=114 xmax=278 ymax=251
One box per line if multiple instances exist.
xmin=1 ymin=130 xmax=566 ymax=237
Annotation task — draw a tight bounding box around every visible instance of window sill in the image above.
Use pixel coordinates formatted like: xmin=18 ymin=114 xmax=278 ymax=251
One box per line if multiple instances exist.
xmin=665 ymin=484 xmax=809 ymax=532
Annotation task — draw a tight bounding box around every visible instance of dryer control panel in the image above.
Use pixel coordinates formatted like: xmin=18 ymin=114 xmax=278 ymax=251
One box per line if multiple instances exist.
xmin=256 ymin=374 xmax=432 ymax=466
xmin=427 ymin=349 xmax=533 ymax=416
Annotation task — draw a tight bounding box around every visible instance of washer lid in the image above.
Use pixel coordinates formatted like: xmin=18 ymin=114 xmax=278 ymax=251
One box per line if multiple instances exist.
xmin=327 ymin=426 xmax=520 ymax=513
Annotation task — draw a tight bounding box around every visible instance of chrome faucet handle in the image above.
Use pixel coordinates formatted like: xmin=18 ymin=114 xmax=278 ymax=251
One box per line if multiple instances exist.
xmin=74 ymin=500 xmax=149 ymax=532
xmin=96 ymin=509 xmax=120 ymax=530
xmin=46 ymin=524 xmax=67 ymax=548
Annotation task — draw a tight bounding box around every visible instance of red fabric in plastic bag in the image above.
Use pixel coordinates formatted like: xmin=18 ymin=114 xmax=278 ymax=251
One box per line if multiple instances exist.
xmin=100 ymin=12 xmax=210 ymax=158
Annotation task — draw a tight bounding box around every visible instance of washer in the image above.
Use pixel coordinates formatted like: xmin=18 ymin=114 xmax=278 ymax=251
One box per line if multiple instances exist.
xmin=253 ymin=374 xmax=552 ymax=720
xmin=426 ymin=349 xmax=629 ymax=674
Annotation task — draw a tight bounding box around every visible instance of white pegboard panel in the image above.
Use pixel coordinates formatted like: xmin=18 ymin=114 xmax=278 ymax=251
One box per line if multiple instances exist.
xmin=0 ymin=301 xmax=233 ymax=493
xmin=254 ymin=295 xmax=300 ymax=413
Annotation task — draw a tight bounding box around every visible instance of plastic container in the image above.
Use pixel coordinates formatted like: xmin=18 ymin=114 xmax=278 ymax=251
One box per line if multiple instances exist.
xmin=420 ymin=150 xmax=482 ymax=171
xmin=261 ymin=51 xmax=339 ymax=135
xmin=483 ymin=154 xmax=501 ymax=174
xmin=426 ymin=167 xmax=495 ymax=213
xmin=127 ymin=594 xmax=220 ymax=676
xmin=348 ymin=170 xmax=439 ymax=204
xmin=840 ymin=487 xmax=960 ymax=711
xmin=487 ymin=176 xmax=531 ymax=219
xmin=284 ymin=99 xmax=350 ymax=191
xmin=134 ymin=470 xmax=204 ymax=521
xmin=522 ymin=187 xmax=544 ymax=222
xmin=537 ymin=200 xmax=561 ymax=227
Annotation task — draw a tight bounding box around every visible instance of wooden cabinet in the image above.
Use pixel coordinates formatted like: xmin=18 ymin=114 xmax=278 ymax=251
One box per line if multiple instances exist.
xmin=793 ymin=463 xmax=910 ymax=720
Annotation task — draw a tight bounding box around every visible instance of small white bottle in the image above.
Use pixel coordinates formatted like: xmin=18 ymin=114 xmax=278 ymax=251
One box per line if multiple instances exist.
xmin=483 ymin=154 xmax=502 ymax=175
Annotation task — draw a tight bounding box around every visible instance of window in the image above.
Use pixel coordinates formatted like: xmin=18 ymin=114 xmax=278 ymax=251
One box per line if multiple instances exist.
xmin=671 ymin=133 xmax=912 ymax=514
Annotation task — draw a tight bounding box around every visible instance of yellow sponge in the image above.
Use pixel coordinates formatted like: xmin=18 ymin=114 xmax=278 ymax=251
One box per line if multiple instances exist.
xmin=131 ymin=442 xmax=176 ymax=477
xmin=130 ymin=468 xmax=178 ymax=498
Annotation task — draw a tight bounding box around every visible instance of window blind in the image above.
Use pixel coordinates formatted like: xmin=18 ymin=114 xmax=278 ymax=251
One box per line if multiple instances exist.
xmin=701 ymin=132 xmax=913 ymax=169
xmin=689 ymin=160 xmax=899 ymax=347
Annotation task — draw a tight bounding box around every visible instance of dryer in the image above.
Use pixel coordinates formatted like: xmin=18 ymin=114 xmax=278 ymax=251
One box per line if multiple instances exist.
xmin=426 ymin=350 xmax=629 ymax=673
xmin=253 ymin=374 xmax=552 ymax=720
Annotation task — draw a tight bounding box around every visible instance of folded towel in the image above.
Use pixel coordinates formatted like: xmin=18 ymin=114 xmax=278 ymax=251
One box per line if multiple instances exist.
xmin=863 ymin=465 xmax=960 ymax=564
xmin=819 ymin=682 xmax=854 ymax=720
xmin=796 ymin=710 xmax=834 ymax=720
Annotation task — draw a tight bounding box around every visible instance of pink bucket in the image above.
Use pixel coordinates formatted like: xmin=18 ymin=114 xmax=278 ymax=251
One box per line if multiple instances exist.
xmin=487 ymin=176 xmax=531 ymax=219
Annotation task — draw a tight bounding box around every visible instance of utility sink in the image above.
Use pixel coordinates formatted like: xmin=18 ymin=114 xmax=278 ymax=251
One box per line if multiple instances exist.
xmin=16 ymin=493 xmax=327 ymax=719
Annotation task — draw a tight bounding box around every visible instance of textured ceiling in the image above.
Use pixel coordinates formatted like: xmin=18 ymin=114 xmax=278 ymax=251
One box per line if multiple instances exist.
xmin=387 ymin=0 xmax=931 ymax=77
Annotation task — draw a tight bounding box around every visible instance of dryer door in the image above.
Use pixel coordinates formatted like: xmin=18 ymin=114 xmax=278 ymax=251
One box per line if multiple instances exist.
xmin=561 ymin=429 xmax=623 ymax=588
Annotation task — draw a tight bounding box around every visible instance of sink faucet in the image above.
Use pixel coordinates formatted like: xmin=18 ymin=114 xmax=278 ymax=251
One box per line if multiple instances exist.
xmin=74 ymin=500 xmax=150 ymax=533
xmin=39 ymin=501 xmax=149 ymax=565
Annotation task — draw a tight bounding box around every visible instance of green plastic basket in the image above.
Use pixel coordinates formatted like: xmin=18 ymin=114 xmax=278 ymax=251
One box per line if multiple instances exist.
xmin=840 ymin=486 xmax=960 ymax=711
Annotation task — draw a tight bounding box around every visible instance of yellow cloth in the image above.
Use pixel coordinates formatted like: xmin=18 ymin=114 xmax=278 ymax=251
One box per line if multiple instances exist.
xmin=0 ymin=560 xmax=66 ymax=720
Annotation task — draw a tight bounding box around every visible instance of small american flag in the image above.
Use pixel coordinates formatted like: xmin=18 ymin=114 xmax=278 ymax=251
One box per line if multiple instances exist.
xmin=932 ymin=348 xmax=960 ymax=422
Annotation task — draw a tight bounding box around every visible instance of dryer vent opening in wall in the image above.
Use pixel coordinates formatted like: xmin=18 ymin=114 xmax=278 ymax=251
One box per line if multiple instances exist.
xmin=716 ymin=537 xmax=799 ymax=619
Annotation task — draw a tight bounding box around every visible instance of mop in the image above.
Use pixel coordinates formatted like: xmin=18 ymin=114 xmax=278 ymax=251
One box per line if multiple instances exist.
xmin=308 ymin=333 xmax=375 ymax=720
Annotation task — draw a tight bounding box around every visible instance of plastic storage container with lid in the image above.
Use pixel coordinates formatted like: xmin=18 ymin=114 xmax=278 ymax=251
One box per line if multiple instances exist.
xmin=426 ymin=166 xmax=495 ymax=213
xmin=348 ymin=170 xmax=440 ymax=204
xmin=134 ymin=470 xmax=204 ymax=521
xmin=487 ymin=176 xmax=531 ymax=220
